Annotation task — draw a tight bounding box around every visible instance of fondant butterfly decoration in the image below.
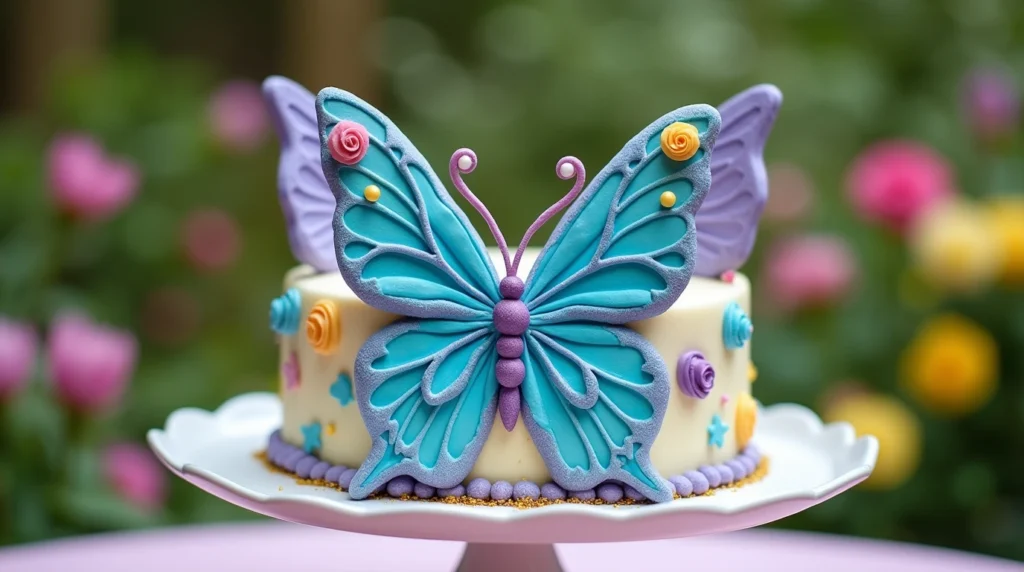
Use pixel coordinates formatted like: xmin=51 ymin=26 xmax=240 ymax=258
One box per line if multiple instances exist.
xmin=264 ymin=77 xmax=781 ymax=502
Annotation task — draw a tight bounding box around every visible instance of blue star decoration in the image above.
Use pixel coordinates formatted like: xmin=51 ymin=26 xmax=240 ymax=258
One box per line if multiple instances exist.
xmin=301 ymin=421 xmax=322 ymax=453
xmin=330 ymin=372 xmax=354 ymax=407
xmin=707 ymin=414 xmax=729 ymax=448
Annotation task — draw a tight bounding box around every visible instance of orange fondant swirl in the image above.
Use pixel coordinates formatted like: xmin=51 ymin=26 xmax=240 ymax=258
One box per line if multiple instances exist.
xmin=659 ymin=122 xmax=700 ymax=162
xmin=735 ymin=392 xmax=757 ymax=449
xmin=306 ymin=300 xmax=341 ymax=355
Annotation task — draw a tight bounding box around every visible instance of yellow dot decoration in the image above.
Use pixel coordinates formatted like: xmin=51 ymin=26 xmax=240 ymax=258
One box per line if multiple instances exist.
xmin=734 ymin=392 xmax=757 ymax=449
xmin=748 ymin=362 xmax=758 ymax=383
xmin=306 ymin=300 xmax=342 ymax=355
xmin=660 ymin=191 xmax=677 ymax=208
xmin=363 ymin=184 xmax=381 ymax=202
xmin=659 ymin=122 xmax=700 ymax=162
xmin=325 ymin=422 xmax=337 ymax=436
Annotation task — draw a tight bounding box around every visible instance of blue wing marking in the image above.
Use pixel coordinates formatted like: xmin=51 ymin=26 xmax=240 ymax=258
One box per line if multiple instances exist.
xmin=520 ymin=323 xmax=673 ymax=502
xmin=522 ymin=105 xmax=721 ymax=325
xmin=317 ymin=88 xmax=500 ymax=320
xmin=349 ymin=320 xmax=499 ymax=499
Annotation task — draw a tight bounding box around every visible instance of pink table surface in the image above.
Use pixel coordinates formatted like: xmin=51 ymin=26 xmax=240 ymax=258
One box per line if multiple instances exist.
xmin=0 ymin=522 xmax=1018 ymax=572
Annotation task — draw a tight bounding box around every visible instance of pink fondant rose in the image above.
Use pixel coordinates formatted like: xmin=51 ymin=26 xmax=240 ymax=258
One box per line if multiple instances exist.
xmin=327 ymin=121 xmax=370 ymax=165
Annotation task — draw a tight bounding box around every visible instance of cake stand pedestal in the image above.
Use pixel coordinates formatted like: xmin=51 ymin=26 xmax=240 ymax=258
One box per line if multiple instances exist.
xmin=149 ymin=393 xmax=877 ymax=572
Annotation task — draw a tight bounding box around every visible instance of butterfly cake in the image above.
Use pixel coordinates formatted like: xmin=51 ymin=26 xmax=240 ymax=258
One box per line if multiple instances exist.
xmin=262 ymin=76 xmax=781 ymax=504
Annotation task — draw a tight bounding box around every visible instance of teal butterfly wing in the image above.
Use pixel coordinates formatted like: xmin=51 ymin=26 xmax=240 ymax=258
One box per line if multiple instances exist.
xmin=348 ymin=319 xmax=498 ymax=499
xmin=522 ymin=104 xmax=721 ymax=324
xmin=315 ymin=90 xmax=503 ymax=498
xmin=521 ymin=324 xmax=673 ymax=501
xmin=316 ymin=87 xmax=501 ymax=320
xmin=518 ymin=104 xmax=721 ymax=502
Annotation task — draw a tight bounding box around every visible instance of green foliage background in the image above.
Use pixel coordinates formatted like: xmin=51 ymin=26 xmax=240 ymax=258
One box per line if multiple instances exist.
xmin=0 ymin=0 xmax=1021 ymax=561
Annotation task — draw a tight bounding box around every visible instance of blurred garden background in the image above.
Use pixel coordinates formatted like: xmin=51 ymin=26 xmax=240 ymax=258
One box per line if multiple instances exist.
xmin=0 ymin=0 xmax=1022 ymax=562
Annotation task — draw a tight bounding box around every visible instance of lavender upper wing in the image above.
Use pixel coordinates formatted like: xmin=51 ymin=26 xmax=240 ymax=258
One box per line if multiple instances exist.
xmin=263 ymin=76 xmax=339 ymax=272
xmin=694 ymin=84 xmax=782 ymax=276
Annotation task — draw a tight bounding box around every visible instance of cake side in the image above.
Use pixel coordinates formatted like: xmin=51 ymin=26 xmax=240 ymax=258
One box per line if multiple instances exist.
xmin=276 ymin=249 xmax=754 ymax=484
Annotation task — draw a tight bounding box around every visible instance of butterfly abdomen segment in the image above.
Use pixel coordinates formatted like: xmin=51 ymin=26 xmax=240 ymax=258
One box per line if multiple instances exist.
xmin=494 ymin=275 xmax=528 ymax=431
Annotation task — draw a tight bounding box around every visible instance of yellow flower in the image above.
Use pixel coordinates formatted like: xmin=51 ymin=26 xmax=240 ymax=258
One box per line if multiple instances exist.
xmin=900 ymin=314 xmax=997 ymax=417
xmin=659 ymin=122 xmax=700 ymax=162
xmin=824 ymin=392 xmax=921 ymax=491
xmin=985 ymin=196 xmax=1024 ymax=285
xmin=908 ymin=201 xmax=1001 ymax=293
xmin=306 ymin=300 xmax=342 ymax=355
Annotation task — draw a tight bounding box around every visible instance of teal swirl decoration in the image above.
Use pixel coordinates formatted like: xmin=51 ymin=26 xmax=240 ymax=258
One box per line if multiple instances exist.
xmin=722 ymin=302 xmax=752 ymax=349
xmin=270 ymin=288 xmax=302 ymax=335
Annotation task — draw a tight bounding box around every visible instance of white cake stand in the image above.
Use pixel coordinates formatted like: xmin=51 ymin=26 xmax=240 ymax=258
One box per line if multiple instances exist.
xmin=148 ymin=393 xmax=877 ymax=572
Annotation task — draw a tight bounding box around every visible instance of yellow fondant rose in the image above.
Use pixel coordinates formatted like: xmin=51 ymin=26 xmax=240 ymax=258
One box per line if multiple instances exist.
xmin=824 ymin=392 xmax=921 ymax=491
xmin=660 ymin=122 xmax=700 ymax=162
xmin=735 ymin=392 xmax=757 ymax=448
xmin=900 ymin=313 xmax=997 ymax=417
xmin=306 ymin=300 xmax=342 ymax=355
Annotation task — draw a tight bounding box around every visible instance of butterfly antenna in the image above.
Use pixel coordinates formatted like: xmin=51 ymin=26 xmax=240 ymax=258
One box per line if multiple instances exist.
xmin=449 ymin=149 xmax=513 ymax=276
xmin=511 ymin=156 xmax=586 ymax=275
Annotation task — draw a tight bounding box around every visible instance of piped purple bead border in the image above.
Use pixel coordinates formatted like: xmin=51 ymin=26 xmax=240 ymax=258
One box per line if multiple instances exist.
xmin=266 ymin=430 xmax=763 ymax=503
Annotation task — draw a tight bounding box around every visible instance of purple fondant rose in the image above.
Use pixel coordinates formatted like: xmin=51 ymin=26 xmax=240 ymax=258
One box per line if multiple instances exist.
xmin=677 ymin=351 xmax=715 ymax=399
xmin=327 ymin=120 xmax=369 ymax=165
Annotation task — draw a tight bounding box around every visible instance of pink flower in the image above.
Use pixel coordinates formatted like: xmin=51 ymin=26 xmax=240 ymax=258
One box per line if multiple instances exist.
xmin=181 ymin=208 xmax=242 ymax=272
xmin=48 ymin=313 xmax=137 ymax=413
xmin=845 ymin=140 xmax=955 ymax=232
xmin=764 ymin=235 xmax=857 ymax=311
xmin=0 ymin=318 xmax=38 ymax=401
xmin=963 ymin=69 xmax=1019 ymax=140
xmin=102 ymin=442 xmax=167 ymax=511
xmin=46 ymin=134 xmax=140 ymax=222
xmin=327 ymin=120 xmax=370 ymax=165
xmin=764 ymin=163 xmax=815 ymax=223
xmin=207 ymin=80 xmax=269 ymax=152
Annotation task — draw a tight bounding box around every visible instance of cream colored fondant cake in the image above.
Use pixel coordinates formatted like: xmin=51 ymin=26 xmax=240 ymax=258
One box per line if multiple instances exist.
xmin=277 ymin=249 xmax=754 ymax=484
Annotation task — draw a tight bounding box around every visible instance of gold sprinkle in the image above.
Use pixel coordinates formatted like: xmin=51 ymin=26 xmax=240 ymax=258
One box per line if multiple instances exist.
xmin=363 ymin=184 xmax=381 ymax=202
xmin=325 ymin=422 xmax=337 ymax=436
xmin=660 ymin=191 xmax=677 ymax=208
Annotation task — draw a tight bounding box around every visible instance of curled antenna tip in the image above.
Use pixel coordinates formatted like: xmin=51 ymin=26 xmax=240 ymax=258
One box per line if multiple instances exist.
xmin=454 ymin=149 xmax=477 ymax=173
xmin=556 ymin=156 xmax=581 ymax=180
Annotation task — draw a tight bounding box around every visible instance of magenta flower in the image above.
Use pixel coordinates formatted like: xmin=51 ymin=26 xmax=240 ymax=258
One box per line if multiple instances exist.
xmin=327 ymin=120 xmax=370 ymax=165
xmin=963 ymin=69 xmax=1019 ymax=140
xmin=47 ymin=313 xmax=137 ymax=413
xmin=208 ymin=80 xmax=269 ymax=152
xmin=46 ymin=134 xmax=140 ymax=222
xmin=102 ymin=442 xmax=167 ymax=511
xmin=764 ymin=235 xmax=857 ymax=311
xmin=0 ymin=317 xmax=38 ymax=401
xmin=845 ymin=140 xmax=955 ymax=232
xmin=181 ymin=208 xmax=242 ymax=272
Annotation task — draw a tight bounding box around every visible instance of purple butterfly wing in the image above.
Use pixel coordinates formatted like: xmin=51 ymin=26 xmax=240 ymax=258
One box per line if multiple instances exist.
xmin=694 ymin=84 xmax=782 ymax=277
xmin=263 ymin=76 xmax=338 ymax=272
